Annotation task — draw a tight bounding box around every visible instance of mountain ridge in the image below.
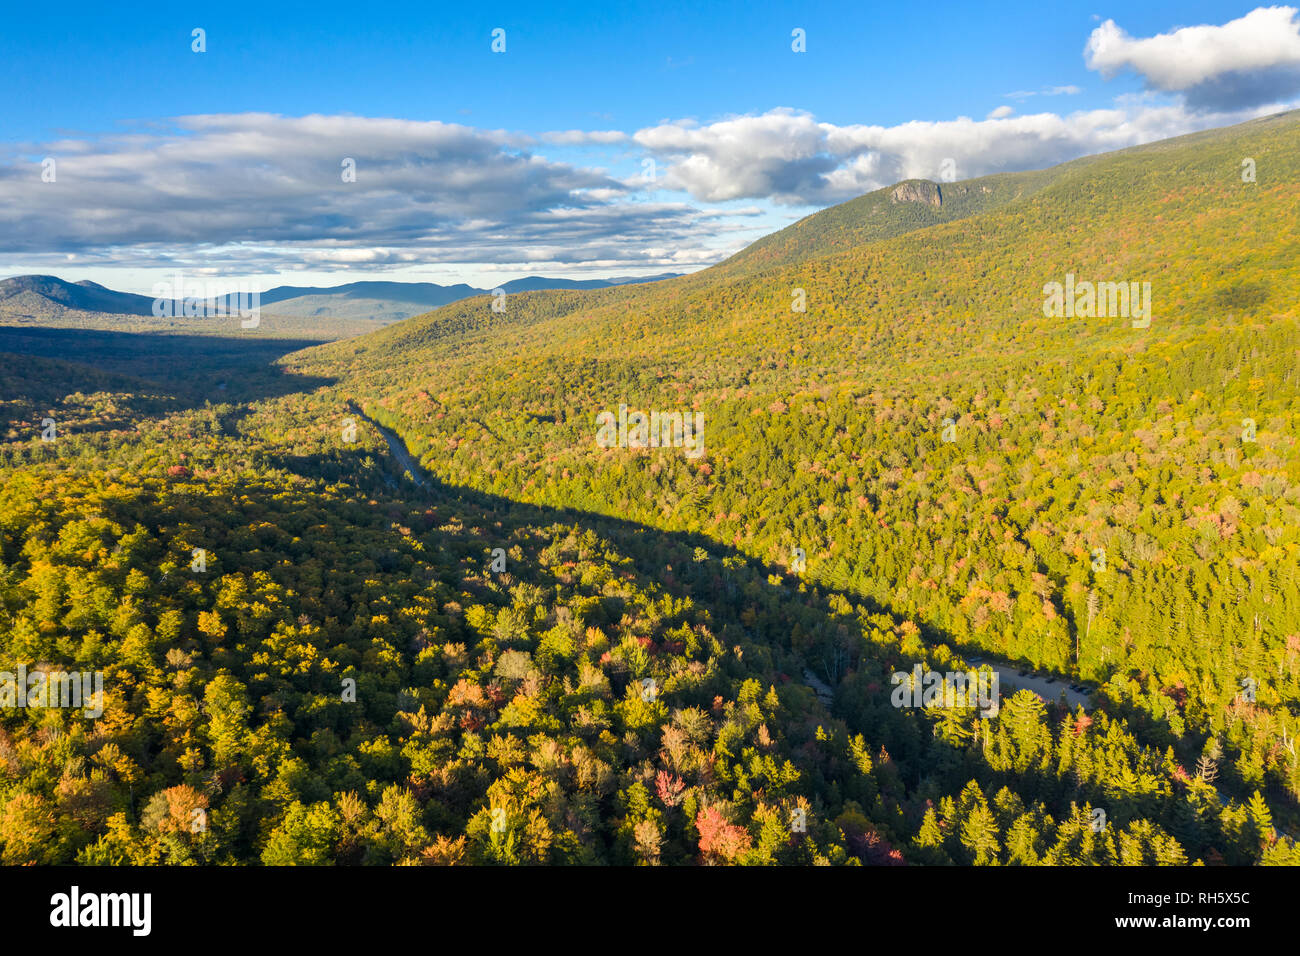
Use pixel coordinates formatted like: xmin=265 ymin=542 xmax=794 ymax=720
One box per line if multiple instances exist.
xmin=0 ymin=272 xmax=685 ymax=323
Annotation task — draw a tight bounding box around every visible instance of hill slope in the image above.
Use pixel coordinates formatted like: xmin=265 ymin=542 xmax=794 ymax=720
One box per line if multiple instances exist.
xmin=0 ymin=275 xmax=161 ymax=316
xmin=288 ymin=108 xmax=1300 ymax=825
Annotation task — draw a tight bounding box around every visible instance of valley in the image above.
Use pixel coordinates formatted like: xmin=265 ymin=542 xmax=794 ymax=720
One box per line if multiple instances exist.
xmin=1 ymin=110 xmax=1298 ymax=867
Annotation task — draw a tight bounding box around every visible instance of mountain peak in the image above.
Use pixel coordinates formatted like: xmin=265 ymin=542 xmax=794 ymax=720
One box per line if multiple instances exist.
xmin=890 ymin=180 xmax=943 ymax=207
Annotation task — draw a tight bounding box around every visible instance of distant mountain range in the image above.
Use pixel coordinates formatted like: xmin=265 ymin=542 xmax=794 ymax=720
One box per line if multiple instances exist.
xmin=0 ymin=272 xmax=684 ymax=323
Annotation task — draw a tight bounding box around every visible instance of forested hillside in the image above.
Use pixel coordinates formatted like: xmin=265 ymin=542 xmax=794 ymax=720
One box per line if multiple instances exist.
xmin=1 ymin=111 xmax=1298 ymax=865
xmin=286 ymin=110 xmax=1300 ymax=850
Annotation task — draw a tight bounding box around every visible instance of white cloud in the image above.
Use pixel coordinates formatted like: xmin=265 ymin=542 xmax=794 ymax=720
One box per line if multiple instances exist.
xmin=0 ymin=114 xmax=741 ymax=273
xmin=632 ymin=100 xmax=1285 ymax=205
xmin=1085 ymin=6 xmax=1300 ymax=108
xmin=633 ymin=109 xmax=839 ymax=204
xmin=1004 ymin=85 xmax=1083 ymax=100
xmin=987 ymin=105 xmax=1015 ymax=119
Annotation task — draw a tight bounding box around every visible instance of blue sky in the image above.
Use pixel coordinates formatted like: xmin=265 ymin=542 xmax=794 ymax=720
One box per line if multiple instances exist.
xmin=1 ymin=1 xmax=1297 ymax=293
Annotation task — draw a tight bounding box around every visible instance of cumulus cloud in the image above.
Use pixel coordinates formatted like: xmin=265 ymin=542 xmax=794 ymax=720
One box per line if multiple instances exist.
xmin=1085 ymin=6 xmax=1300 ymax=109
xmin=631 ymin=100 xmax=1280 ymax=205
xmin=633 ymin=111 xmax=839 ymax=204
xmin=0 ymin=114 xmax=739 ymax=272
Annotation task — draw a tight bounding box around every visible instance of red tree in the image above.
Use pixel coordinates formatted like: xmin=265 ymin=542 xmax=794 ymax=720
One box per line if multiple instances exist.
xmin=696 ymin=807 xmax=750 ymax=864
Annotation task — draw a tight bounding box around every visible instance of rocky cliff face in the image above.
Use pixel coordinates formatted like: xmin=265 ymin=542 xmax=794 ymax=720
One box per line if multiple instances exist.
xmin=890 ymin=180 xmax=943 ymax=207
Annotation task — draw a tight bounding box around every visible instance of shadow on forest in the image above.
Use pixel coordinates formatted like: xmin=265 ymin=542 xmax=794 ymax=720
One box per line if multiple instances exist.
xmin=0 ymin=326 xmax=335 ymax=413
xmin=35 ymin=367 xmax=1295 ymax=857
xmin=253 ymin=411 xmax=1300 ymax=838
